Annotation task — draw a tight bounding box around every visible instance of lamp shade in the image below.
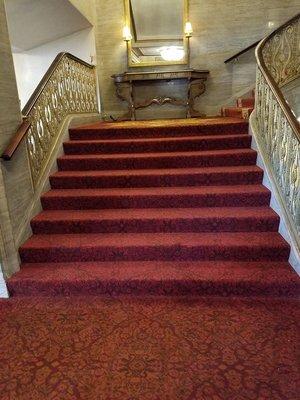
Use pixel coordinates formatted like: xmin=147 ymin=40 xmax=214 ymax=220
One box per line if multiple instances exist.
xmin=185 ymin=22 xmax=193 ymax=37
xmin=123 ymin=26 xmax=132 ymax=41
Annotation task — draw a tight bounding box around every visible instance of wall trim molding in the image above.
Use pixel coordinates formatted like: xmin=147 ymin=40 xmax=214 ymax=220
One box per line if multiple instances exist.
xmin=249 ymin=112 xmax=300 ymax=274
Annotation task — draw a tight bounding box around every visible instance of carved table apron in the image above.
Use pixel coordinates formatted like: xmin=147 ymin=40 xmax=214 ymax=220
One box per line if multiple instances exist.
xmin=111 ymin=69 xmax=209 ymax=120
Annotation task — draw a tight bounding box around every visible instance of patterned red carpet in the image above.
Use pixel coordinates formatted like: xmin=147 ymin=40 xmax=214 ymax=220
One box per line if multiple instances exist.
xmin=3 ymin=117 xmax=300 ymax=399
xmin=0 ymin=296 xmax=299 ymax=400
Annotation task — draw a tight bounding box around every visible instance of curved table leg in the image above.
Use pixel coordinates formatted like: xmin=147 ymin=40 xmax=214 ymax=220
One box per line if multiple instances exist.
xmin=115 ymin=82 xmax=135 ymax=121
xmin=187 ymin=78 xmax=207 ymax=118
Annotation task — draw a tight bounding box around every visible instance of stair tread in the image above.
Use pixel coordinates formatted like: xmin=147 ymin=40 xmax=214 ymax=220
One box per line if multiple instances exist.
xmin=33 ymin=206 xmax=278 ymax=222
xmin=51 ymin=165 xmax=262 ymax=178
xmin=64 ymin=133 xmax=250 ymax=145
xmin=21 ymin=231 xmax=288 ymax=249
xmin=42 ymin=184 xmax=269 ymax=197
xmin=58 ymin=148 xmax=256 ymax=161
xmin=10 ymin=117 xmax=299 ymax=299
xmin=10 ymin=261 xmax=298 ymax=283
xmin=224 ymin=107 xmax=254 ymax=111
xmin=70 ymin=118 xmax=248 ymax=132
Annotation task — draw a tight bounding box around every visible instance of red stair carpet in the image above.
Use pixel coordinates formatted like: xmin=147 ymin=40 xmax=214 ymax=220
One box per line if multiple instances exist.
xmin=221 ymin=91 xmax=255 ymax=120
xmin=2 ymin=117 xmax=299 ymax=399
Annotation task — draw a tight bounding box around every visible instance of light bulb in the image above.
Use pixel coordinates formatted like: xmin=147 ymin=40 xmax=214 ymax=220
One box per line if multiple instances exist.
xmin=123 ymin=26 xmax=132 ymax=41
xmin=185 ymin=21 xmax=193 ymax=37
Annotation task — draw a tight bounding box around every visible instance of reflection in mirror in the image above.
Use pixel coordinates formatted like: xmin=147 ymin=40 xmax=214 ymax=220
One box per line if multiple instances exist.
xmin=125 ymin=0 xmax=188 ymax=67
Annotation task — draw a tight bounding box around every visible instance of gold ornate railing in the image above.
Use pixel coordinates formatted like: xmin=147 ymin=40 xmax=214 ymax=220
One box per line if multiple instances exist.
xmin=2 ymin=52 xmax=98 ymax=187
xmin=255 ymin=14 xmax=300 ymax=234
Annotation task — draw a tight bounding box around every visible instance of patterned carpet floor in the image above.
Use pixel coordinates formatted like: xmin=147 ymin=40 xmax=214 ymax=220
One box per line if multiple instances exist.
xmin=0 ymin=295 xmax=299 ymax=400
xmin=3 ymin=118 xmax=299 ymax=399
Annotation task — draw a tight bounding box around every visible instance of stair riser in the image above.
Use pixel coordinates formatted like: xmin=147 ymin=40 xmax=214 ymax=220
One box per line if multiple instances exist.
xmin=50 ymin=170 xmax=263 ymax=189
xmin=8 ymin=280 xmax=298 ymax=297
xmin=222 ymin=109 xmax=244 ymax=118
xmin=63 ymin=136 xmax=252 ymax=155
xmin=41 ymin=192 xmax=271 ymax=210
xmin=58 ymin=152 xmax=257 ymax=171
xmin=69 ymin=123 xmax=249 ymax=140
xmin=20 ymin=245 xmax=289 ymax=263
xmin=31 ymin=216 xmax=279 ymax=234
xmin=222 ymin=109 xmax=254 ymax=119
xmin=237 ymin=98 xmax=255 ymax=107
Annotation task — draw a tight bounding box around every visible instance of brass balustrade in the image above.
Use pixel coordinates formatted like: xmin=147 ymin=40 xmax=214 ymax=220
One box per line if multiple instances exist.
xmin=255 ymin=14 xmax=300 ymax=234
xmin=2 ymin=53 xmax=98 ymax=188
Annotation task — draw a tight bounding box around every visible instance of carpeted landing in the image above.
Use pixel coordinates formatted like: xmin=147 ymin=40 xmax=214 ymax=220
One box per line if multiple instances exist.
xmin=2 ymin=117 xmax=299 ymax=399
xmin=0 ymin=296 xmax=299 ymax=399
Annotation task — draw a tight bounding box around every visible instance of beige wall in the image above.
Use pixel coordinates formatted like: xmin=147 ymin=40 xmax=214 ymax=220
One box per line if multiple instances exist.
xmin=68 ymin=0 xmax=96 ymax=25
xmin=0 ymin=0 xmax=100 ymax=279
xmin=95 ymin=0 xmax=299 ymax=117
xmin=95 ymin=0 xmax=128 ymax=116
xmin=0 ymin=0 xmax=22 ymax=276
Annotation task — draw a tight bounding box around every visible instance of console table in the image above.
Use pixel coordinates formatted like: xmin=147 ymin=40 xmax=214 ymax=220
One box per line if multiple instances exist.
xmin=111 ymin=69 xmax=209 ymax=120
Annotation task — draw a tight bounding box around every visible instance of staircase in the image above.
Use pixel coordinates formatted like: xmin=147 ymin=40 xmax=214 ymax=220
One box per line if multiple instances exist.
xmin=221 ymin=91 xmax=255 ymax=120
xmin=8 ymin=117 xmax=299 ymax=297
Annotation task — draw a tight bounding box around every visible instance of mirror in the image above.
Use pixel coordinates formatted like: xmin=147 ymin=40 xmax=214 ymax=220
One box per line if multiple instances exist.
xmin=124 ymin=0 xmax=189 ymax=67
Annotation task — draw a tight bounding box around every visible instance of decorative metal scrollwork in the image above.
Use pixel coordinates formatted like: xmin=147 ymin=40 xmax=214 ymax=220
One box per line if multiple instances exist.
xmin=26 ymin=55 xmax=98 ymax=187
xmin=255 ymin=15 xmax=300 ymax=234
xmin=262 ymin=17 xmax=300 ymax=88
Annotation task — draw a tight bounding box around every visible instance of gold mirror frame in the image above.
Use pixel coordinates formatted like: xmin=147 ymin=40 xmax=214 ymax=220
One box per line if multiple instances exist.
xmin=124 ymin=0 xmax=189 ymax=68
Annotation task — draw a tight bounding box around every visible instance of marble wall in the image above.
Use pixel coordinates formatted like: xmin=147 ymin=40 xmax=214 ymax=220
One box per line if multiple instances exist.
xmin=0 ymin=0 xmax=22 ymax=277
xmin=0 ymin=0 xmax=100 ymax=278
xmin=68 ymin=0 xmax=96 ymax=25
xmin=0 ymin=0 xmax=34 ymax=251
xmin=94 ymin=0 xmax=300 ymax=117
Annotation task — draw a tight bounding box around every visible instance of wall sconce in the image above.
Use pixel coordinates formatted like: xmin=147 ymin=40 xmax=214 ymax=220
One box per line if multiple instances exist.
xmin=123 ymin=25 xmax=132 ymax=41
xmin=185 ymin=22 xmax=193 ymax=38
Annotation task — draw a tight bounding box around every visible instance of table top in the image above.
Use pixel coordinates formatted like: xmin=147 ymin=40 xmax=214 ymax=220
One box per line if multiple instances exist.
xmin=112 ymin=69 xmax=209 ymax=83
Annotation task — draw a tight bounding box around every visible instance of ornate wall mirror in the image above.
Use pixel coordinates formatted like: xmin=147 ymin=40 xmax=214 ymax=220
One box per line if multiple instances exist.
xmin=124 ymin=0 xmax=190 ymax=67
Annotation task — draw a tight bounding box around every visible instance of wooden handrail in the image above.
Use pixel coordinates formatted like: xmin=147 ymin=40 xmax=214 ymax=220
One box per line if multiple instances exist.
xmin=1 ymin=52 xmax=95 ymax=161
xmin=1 ymin=119 xmax=31 ymax=161
xmin=256 ymin=13 xmax=300 ymax=143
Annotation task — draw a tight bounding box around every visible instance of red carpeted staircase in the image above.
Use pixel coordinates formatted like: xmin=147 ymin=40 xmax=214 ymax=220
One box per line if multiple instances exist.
xmin=221 ymin=91 xmax=255 ymax=119
xmin=8 ymin=118 xmax=299 ymax=297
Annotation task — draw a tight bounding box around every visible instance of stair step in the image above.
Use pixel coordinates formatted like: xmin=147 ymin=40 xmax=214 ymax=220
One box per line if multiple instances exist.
xmin=221 ymin=107 xmax=254 ymax=119
xmin=57 ymin=148 xmax=258 ymax=171
xmin=19 ymin=232 xmax=290 ymax=263
xmin=31 ymin=207 xmax=279 ymax=234
xmin=50 ymin=165 xmax=263 ymax=189
xmin=69 ymin=119 xmax=249 ymax=140
xmin=63 ymin=134 xmax=252 ymax=155
xmin=8 ymin=261 xmax=299 ymax=297
xmin=41 ymin=185 xmax=271 ymax=210
xmin=237 ymin=97 xmax=255 ymax=108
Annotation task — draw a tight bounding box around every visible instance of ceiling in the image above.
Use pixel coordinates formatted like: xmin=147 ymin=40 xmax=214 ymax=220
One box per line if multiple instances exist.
xmin=5 ymin=0 xmax=91 ymax=52
xmin=130 ymin=0 xmax=183 ymax=41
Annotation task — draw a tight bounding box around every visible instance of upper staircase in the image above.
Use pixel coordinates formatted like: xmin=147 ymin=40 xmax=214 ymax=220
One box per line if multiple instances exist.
xmin=221 ymin=90 xmax=255 ymax=120
xmin=8 ymin=117 xmax=299 ymax=297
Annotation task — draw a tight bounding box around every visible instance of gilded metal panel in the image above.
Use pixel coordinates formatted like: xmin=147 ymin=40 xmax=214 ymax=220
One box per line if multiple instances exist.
xmin=255 ymin=15 xmax=300 ymax=233
xmin=25 ymin=55 xmax=98 ymax=187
